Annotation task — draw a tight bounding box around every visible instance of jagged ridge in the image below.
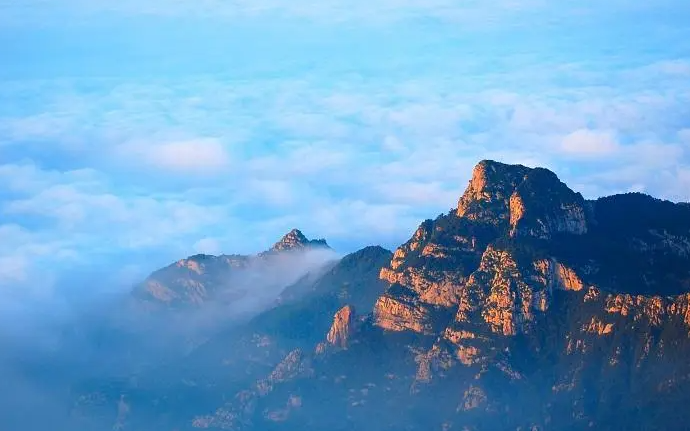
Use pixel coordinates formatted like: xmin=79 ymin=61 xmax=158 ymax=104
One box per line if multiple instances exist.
xmin=132 ymin=229 xmax=333 ymax=308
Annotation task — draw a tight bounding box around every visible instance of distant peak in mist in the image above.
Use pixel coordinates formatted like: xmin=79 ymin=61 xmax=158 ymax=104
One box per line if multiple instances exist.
xmin=269 ymin=228 xmax=330 ymax=252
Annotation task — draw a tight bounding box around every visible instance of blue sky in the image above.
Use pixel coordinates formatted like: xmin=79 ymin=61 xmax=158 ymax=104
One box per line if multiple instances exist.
xmin=1 ymin=0 xmax=690 ymax=293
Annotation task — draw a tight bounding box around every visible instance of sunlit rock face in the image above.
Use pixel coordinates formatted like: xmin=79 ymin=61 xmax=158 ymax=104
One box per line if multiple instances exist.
xmin=457 ymin=160 xmax=533 ymax=223
xmin=373 ymin=292 xmax=438 ymax=334
xmin=375 ymin=160 xmax=690 ymax=341
xmin=326 ymin=305 xmax=355 ymax=348
xmin=457 ymin=160 xmax=588 ymax=238
xmin=358 ymin=160 xmax=690 ymax=429
xmin=373 ymin=161 xmax=595 ymax=337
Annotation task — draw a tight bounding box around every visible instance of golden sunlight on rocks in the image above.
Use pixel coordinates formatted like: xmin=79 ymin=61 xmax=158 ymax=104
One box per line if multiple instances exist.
xmin=456 ymin=160 xmax=527 ymax=221
xmin=380 ymin=267 xmax=463 ymax=307
xmin=668 ymin=293 xmax=690 ymax=328
xmin=176 ymin=258 xmax=204 ymax=274
xmin=605 ymin=294 xmax=667 ymax=326
xmin=475 ymin=247 xmax=534 ymax=335
xmin=584 ymin=287 xmax=600 ymax=302
xmin=456 ymin=345 xmax=481 ymax=366
xmin=444 ymin=328 xmax=476 ymax=344
xmin=373 ymin=295 xmax=434 ymax=334
xmin=326 ymin=305 xmax=355 ymax=348
xmin=421 ymin=243 xmax=449 ymax=259
xmin=583 ymin=317 xmax=614 ymax=335
xmin=508 ymin=192 xmax=527 ymax=236
xmin=533 ymin=259 xmax=585 ymax=292
xmin=390 ymin=248 xmax=407 ymax=270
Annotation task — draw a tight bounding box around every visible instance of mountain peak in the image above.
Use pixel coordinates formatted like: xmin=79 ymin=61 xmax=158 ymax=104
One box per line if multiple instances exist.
xmin=458 ymin=161 xmax=532 ymax=210
xmin=270 ymin=228 xmax=330 ymax=252
xmin=456 ymin=160 xmax=587 ymax=238
xmin=280 ymin=228 xmax=309 ymax=244
xmin=464 ymin=159 xmax=564 ymax=195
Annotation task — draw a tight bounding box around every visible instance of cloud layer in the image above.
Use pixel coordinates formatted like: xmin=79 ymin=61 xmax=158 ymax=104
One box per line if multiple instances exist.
xmin=1 ymin=0 xmax=689 ymax=288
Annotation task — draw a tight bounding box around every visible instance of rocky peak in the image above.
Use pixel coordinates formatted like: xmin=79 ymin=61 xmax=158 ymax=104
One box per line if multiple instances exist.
xmin=374 ymin=161 xmax=690 ymax=340
xmin=457 ymin=160 xmax=588 ymax=238
xmin=270 ymin=229 xmax=330 ymax=252
xmin=132 ymin=229 xmax=333 ymax=309
xmin=326 ymin=305 xmax=355 ymax=348
xmin=457 ymin=160 xmax=532 ymax=220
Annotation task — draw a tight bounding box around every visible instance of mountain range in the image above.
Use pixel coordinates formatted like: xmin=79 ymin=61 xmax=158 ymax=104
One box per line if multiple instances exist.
xmin=7 ymin=160 xmax=690 ymax=431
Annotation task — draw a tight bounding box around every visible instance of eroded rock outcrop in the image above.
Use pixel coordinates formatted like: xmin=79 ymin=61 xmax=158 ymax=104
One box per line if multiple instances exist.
xmin=374 ymin=293 xmax=437 ymax=334
xmin=533 ymin=259 xmax=586 ymax=292
xmin=457 ymin=160 xmax=588 ymax=238
xmin=457 ymin=160 xmax=532 ymax=223
xmin=326 ymin=305 xmax=355 ymax=348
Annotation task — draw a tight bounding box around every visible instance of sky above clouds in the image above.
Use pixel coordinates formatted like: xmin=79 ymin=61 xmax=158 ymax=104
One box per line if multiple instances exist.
xmin=1 ymin=0 xmax=690 ymax=291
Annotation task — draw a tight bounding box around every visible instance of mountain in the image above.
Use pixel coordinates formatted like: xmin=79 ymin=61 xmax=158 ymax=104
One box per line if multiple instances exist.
xmin=253 ymin=245 xmax=393 ymax=344
xmin=192 ymin=160 xmax=690 ymax=431
xmin=131 ymin=229 xmax=334 ymax=309
xmin=266 ymin=228 xmax=330 ymax=253
xmin=64 ymin=240 xmax=392 ymax=431
xmin=172 ymin=245 xmax=394 ymax=391
xmin=18 ymin=160 xmax=690 ymax=431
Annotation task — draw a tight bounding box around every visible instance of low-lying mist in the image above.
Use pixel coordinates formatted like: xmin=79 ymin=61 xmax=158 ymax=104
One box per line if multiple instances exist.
xmin=0 ymin=247 xmax=339 ymax=431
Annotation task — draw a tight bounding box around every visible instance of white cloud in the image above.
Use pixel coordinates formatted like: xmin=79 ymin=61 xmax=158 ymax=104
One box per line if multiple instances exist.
xmin=375 ymin=181 xmax=460 ymax=207
xmin=1 ymin=45 xmax=690 ymax=278
xmin=2 ymin=167 xmax=229 ymax=251
xmin=626 ymin=142 xmax=684 ymax=167
xmin=385 ymin=104 xmax=469 ymax=136
xmin=116 ymin=138 xmax=231 ymax=173
xmin=193 ymin=237 xmax=222 ymax=255
xmin=0 ymin=223 xmax=75 ymax=292
xmin=0 ymin=255 xmax=28 ymax=283
xmin=273 ymin=113 xmax=349 ymax=139
xmin=677 ymin=168 xmax=690 ymax=201
xmin=640 ymin=60 xmax=690 ymax=78
xmin=0 ymin=163 xmax=101 ymax=194
xmin=308 ymin=200 xmax=418 ymax=240
xmin=246 ymin=180 xmax=296 ymax=206
xmin=0 ymin=113 xmax=79 ymax=145
xmin=381 ymin=135 xmax=406 ymax=153
xmin=559 ymin=129 xmax=620 ymax=158
xmin=247 ymin=143 xmax=351 ymax=178
xmin=679 ymin=129 xmax=690 ymax=144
